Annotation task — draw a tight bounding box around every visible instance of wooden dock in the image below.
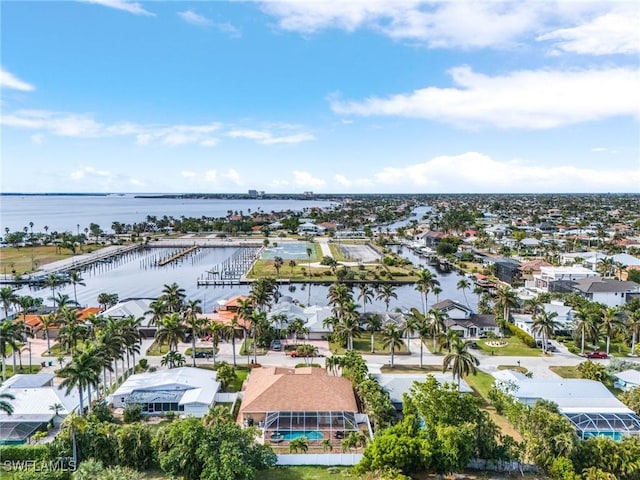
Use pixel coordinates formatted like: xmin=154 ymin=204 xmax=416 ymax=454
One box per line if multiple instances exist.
xmin=156 ymin=246 xmax=199 ymax=266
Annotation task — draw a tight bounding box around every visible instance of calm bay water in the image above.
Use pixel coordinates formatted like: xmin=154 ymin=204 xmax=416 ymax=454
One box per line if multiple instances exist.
xmin=0 ymin=195 xmax=336 ymax=234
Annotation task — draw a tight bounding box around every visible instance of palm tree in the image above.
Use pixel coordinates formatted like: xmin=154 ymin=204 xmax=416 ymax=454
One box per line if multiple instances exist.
xmin=409 ymin=309 xmax=428 ymax=368
xmin=334 ymin=303 xmax=361 ymax=351
xmin=161 ymin=282 xmax=186 ymax=313
xmin=155 ymin=313 xmax=187 ymax=352
xmin=382 ymin=323 xmax=404 ymax=368
xmin=625 ymin=308 xmax=640 ymax=357
xmin=0 ymin=320 xmax=24 ymax=380
xmin=60 ymin=348 xmax=102 ymax=414
xmin=44 ymin=274 xmax=64 ymax=308
xmin=357 ymin=283 xmax=374 ymax=314
xmin=273 ymin=256 xmax=283 ymax=278
xmin=456 ymin=278 xmax=472 ymax=309
xmin=531 ymin=311 xmax=560 ymax=353
xmin=0 ymin=286 xmax=18 ymax=319
xmin=57 ymin=309 xmax=87 ymax=353
xmin=362 ymin=313 xmax=382 ymax=353
xmin=39 ymin=314 xmax=57 ymax=355
xmin=399 ymin=314 xmax=417 ymax=354
xmin=161 ymin=351 xmax=186 ymax=369
xmin=182 ymin=299 xmax=203 ymax=367
xmin=427 ymin=308 xmax=448 ymax=353
xmin=230 ymin=316 xmax=241 ymax=366
xmin=601 ymin=306 xmax=622 ymax=356
xmin=573 ymin=306 xmax=599 ymax=355
xmin=146 ymin=298 xmax=168 ymax=327
xmin=415 ymin=269 xmax=439 ymax=314
xmin=494 ymin=286 xmax=519 ymax=325
xmin=289 ymin=436 xmax=309 ymax=454
xmin=68 ymin=271 xmax=86 ymax=305
xmin=442 ymin=337 xmax=480 ymax=390
xmin=0 ymin=392 xmax=15 ymax=415
xmin=328 ymin=282 xmax=353 ymax=320
xmin=375 ymin=284 xmax=397 ymax=312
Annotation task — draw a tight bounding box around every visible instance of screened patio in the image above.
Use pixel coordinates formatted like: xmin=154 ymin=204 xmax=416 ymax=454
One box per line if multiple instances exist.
xmin=564 ymin=412 xmax=640 ymax=440
xmin=262 ymin=411 xmax=359 ymax=443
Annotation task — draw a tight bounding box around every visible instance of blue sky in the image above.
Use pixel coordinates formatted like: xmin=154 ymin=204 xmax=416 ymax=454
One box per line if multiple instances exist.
xmin=1 ymin=0 xmax=639 ymax=193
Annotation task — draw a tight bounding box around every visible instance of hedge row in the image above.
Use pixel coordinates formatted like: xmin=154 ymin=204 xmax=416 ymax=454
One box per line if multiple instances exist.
xmin=0 ymin=445 xmax=51 ymax=462
xmin=507 ymin=324 xmax=537 ymax=348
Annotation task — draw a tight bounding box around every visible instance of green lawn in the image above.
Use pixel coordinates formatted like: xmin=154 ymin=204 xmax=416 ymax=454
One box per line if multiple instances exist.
xmin=562 ymin=339 xmax=631 ymax=358
xmin=256 ymin=466 xmax=355 ymax=480
xmin=196 ymin=364 xmax=249 ymax=392
xmin=2 ymin=364 xmax=43 ymax=378
xmin=475 ymin=336 xmax=542 ymax=357
xmin=146 ymin=339 xmax=171 ymax=356
xmin=463 ymin=370 xmax=495 ymax=404
xmin=497 ymin=365 xmax=529 ymax=375
xmin=549 ymin=365 xmax=580 ymax=378
xmin=380 ymin=364 xmax=442 ymax=373
xmin=329 ymin=332 xmax=410 ymax=356
xmin=240 ymin=339 xmax=268 ymax=356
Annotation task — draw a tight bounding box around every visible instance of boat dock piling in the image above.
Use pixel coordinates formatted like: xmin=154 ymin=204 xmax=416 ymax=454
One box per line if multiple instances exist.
xmin=200 ymin=247 xmax=263 ymax=283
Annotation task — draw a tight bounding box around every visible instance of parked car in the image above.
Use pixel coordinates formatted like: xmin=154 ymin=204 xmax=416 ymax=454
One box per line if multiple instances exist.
xmin=585 ymin=351 xmax=608 ymax=359
xmin=467 ymin=341 xmax=479 ymax=349
xmin=194 ymin=350 xmax=213 ymax=359
xmin=271 ymin=340 xmax=282 ymax=351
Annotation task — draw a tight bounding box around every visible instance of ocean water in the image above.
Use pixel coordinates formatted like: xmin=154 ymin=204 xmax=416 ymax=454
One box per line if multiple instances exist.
xmin=0 ymin=194 xmax=336 ymax=234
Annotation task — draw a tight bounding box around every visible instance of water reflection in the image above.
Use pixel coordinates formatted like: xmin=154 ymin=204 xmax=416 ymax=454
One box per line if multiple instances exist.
xmin=16 ymin=245 xmax=479 ymax=314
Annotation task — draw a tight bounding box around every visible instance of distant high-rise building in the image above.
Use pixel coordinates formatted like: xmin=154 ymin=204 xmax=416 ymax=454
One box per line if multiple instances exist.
xmin=248 ymin=189 xmax=258 ymax=198
xmin=304 ymin=191 xmax=314 ymax=197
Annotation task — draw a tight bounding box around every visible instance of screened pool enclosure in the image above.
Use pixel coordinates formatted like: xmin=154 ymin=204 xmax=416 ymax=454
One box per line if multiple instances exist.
xmin=263 ymin=411 xmax=359 ymax=442
xmin=564 ymin=412 xmax=640 ymax=440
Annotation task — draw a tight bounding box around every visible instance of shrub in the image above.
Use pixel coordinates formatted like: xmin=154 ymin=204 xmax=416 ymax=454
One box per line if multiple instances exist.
xmin=507 ymin=324 xmax=537 ymax=348
xmin=0 ymin=445 xmax=51 ymax=461
xmin=138 ymin=358 xmax=149 ymax=370
xmin=123 ymin=404 xmax=143 ymax=423
xmin=90 ymin=402 xmax=114 ymax=423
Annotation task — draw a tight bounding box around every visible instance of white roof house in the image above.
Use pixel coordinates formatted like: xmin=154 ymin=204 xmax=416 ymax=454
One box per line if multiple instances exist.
xmin=614 ymin=370 xmax=640 ymax=392
xmin=0 ymin=374 xmax=82 ymax=444
xmin=100 ymin=298 xmax=155 ymax=328
xmin=108 ymin=367 xmax=220 ymax=417
xmin=493 ymin=371 xmax=640 ymax=439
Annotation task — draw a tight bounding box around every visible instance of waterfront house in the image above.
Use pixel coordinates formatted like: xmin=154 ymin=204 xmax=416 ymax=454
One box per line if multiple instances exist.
xmin=238 ymin=367 xmax=371 ymax=444
xmin=0 ymin=374 xmax=82 ymax=445
xmin=570 ymin=278 xmax=640 ymax=307
xmin=493 ymin=370 xmax=640 ymax=440
xmin=99 ymin=298 xmax=155 ymax=337
xmin=432 ymin=299 xmax=499 ymax=338
xmin=532 ymin=266 xmax=598 ymax=293
xmin=519 ymin=259 xmax=552 ymax=282
xmin=108 ymin=367 xmax=220 ymax=417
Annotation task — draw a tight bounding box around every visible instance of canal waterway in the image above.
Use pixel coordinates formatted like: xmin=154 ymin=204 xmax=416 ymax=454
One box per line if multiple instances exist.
xmin=13 ymin=244 xmax=479 ymax=314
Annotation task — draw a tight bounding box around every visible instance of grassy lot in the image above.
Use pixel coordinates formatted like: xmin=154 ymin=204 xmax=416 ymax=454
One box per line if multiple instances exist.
xmin=464 ymin=370 xmax=496 ymax=403
xmin=146 ymin=339 xmax=171 ymax=356
xmin=256 ymin=467 xmax=355 ymax=480
xmin=562 ymin=338 xmax=631 ymax=358
xmin=3 ymin=364 xmax=43 ymax=377
xmin=380 ymin=364 xmax=442 ymax=373
xmin=240 ymin=338 xmax=268 ymax=356
xmin=549 ymin=365 xmax=581 ymax=378
xmin=475 ymin=336 xmax=542 ymax=357
xmin=0 ymin=245 xmax=74 ymax=275
xmin=497 ymin=365 xmax=529 ymax=375
xmin=329 ymin=332 xmax=410 ymax=356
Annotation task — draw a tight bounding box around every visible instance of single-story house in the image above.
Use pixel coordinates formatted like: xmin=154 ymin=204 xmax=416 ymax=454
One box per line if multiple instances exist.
xmin=614 ymin=370 xmax=640 ymax=392
xmin=238 ymin=367 xmax=371 ymax=443
xmin=297 ymin=222 xmax=327 ymax=235
xmin=100 ymin=298 xmax=155 ymax=337
xmin=0 ymin=374 xmax=82 ymax=445
xmin=493 ymin=370 xmax=640 ymax=440
xmin=267 ymin=296 xmax=334 ymax=340
xmin=108 ymin=367 xmax=220 ymax=417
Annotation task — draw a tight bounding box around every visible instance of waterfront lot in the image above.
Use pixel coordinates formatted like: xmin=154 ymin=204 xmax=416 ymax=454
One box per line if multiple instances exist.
xmin=0 ymin=245 xmax=74 ymax=275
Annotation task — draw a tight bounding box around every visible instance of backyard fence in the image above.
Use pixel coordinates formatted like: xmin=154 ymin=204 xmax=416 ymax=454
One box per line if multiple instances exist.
xmin=276 ymin=453 xmax=363 ymax=466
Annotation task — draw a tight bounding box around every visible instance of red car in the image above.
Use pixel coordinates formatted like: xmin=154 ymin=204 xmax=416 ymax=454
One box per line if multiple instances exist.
xmin=585 ymin=351 xmax=608 ymax=359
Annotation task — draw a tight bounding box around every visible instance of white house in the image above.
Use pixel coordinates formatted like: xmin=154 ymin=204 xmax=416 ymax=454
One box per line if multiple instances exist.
xmin=100 ymin=298 xmax=156 ymax=337
xmin=297 ymin=222 xmax=327 ymax=235
xmin=532 ymin=266 xmax=598 ymax=292
xmin=0 ymin=374 xmax=83 ymax=445
xmin=432 ymin=299 xmax=499 ymax=338
xmin=614 ymin=370 xmax=640 ymax=392
xmin=571 ymin=278 xmax=640 ymax=307
xmin=108 ymin=367 xmax=220 ymax=417
xmin=268 ymin=296 xmax=334 ymax=340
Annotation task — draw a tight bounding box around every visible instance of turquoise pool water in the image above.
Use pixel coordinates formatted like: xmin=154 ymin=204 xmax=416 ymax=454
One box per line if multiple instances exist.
xmin=277 ymin=430 xmax=323 ymax=441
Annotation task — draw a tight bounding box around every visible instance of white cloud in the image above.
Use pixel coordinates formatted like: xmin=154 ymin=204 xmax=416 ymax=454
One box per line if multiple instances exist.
xmin=226 ymin=128 xmax=315 ymax=145
xmin=331 ymin=66 xmax=640 ymax=129
xmin=1 ymin=67 xmax=35 ymax=91
xmin=30 ymin=134 xmax=44 ymax=144
xmin=293 ymin=170 xmax=325 ymax=188
xmin=334 ymin=174 xmax=352 ymax=187
xmin=537 ymin=8 xmax=640 ymax=55
xmin=205 ymin=170 xmax=218 ymax=182
xmin=215 ymin=22 xmax=241 ymax=38
xmin=70 ymin=166 xmax=111 ymax=180
xmin=181 ymin=171 xmax=197 ymax=178
xmin=129 ymin=178 xmax=145 ymax=187
xmin=367 ymin=152 xmax=640 ymax=193
xmin=80 ymin=0 xmax=154 ymax=16
xmin=178 ymin=10 xmax=213 ymax=27
xmin=224 ymin=168 xmax=242 ymax=184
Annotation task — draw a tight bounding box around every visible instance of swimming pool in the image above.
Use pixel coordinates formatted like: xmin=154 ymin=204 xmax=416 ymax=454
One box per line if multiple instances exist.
xmin=276 ymin=430 xmax=324 ymax=441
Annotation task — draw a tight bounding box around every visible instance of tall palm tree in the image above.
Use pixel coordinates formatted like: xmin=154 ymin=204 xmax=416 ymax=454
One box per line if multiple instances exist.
xmin=494 ymin=286 xmax=519 ymax=325
xmin=573 ymin=306 xmax=598 ymax=355
xmin=0 ymin=392 xmax=15 ymax=415
xmin=145 ymin=298 xmax=169 ymax=327
xmin=601 ymin=306 xmax=622 ymax=356
xmin=442 ymin=337 xmax=480 ymax=390
xmin=415 ymin=269 xmax=439 ymax=315
xmin=409 ymin=308 xmax=428 ymax=368
xmin=427 ymin=308 xmax=448 ymax=352
xmin=362 ymin=313 xmax=382 ymax=353
xmin=328 ymin=282 xmax=353 ymax=320
xmin=531 ymin=311 xmax=560 ymax=353
xmin=207 ymin=321 xmax=227 ymax=366
xmin=357 ymin=283 xmax=374 ymax=314
xmin=161 ymin=283 xmax=186 ymax=313
xmin=230 ymin=315 xmax=241 ymax=366
xmin=60 ymin=348 xmax=102 ymax=415
xmin=44 ymin=274 xmax=64 ymax=308
xmin=381 ymin=323 xmax=403 ymax=368
xmin=155 ymin=313 xmax=187 ymax=352
xmin=182 ymin=299 xmax=203 ymax=367
xmin=376 ymin=284 xmax=397 ymax=312
xmin=68 ymin=270 xmax=86 ymax=305
xmin=0 ymin=286 xmax=17 ymax=319
xmin=0 ymin=321 xmax=24 ymax=381
xmin=51 ymin=293 xmax=78 ymax=311
xmin=625 ymin=308 xmax=640 ymax=357
xmin=456 ymin=278 xmax=471 ymax=309
xmin=39 ymin=314 xmax=57 ymax=355
xmin=57 ymin=309 xmax=87 ymax=354
xmin=399 ymin=314 xmax=417 ymax=354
